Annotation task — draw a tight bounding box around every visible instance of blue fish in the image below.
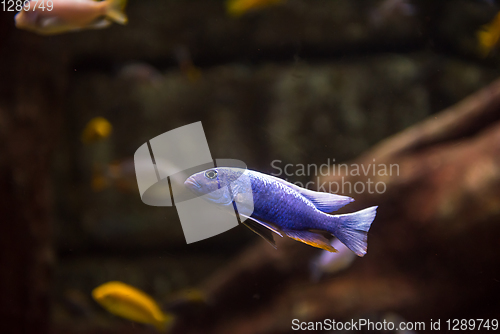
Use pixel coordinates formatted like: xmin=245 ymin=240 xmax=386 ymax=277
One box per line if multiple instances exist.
xmin=184 ymin=168 xmax=377 ymax=256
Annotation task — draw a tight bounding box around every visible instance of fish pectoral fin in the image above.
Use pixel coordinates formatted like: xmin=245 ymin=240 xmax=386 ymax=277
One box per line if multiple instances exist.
xmin=240 ymin=219 xmax=277 ymax=249
xmin=39 ymin=17 xmax=61 ymax=28
xmin=88 ymin=18 xmax=112 ymax=29
xmin=240 ymin=214 xmax=283 ymax=237
xmin=36 ymin=17 xmax=84 ymax=34
xmin=284 ymin=230 xmax=338 ymax=252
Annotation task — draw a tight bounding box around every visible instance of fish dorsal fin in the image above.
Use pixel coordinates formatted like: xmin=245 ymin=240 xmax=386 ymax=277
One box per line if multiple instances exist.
xmin=284 ymin=230 xmax=338 ymax=252
xmin=300 ymin=190 xmax=354 ymax=213
xmin=265 ymin=174 xmax=354 ymax=213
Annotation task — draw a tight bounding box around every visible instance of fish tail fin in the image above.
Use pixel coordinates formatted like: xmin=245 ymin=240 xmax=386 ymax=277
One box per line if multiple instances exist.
xmin=327 ymin=206 xmax=377 ymax=257
xmin=106 ymin=0 xmax=128 ymax=25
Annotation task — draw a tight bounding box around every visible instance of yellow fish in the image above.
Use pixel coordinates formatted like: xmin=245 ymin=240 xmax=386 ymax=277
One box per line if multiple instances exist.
xmin=226 ymin=0 xmax=285 ymax=17
xmin=477 ymin=12 xmax=500 ymax=57
xmin=92 ymin=281 xmax=174 ymax=332
xmin=81 ymin=117 xmax=112 ymax=144
xmin=15 ymin=0 xmax=127 ymax=35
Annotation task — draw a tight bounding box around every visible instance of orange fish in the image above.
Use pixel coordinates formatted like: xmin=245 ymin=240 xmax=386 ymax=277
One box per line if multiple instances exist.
xmin=15 ymin=0 xmax=127 ymax=35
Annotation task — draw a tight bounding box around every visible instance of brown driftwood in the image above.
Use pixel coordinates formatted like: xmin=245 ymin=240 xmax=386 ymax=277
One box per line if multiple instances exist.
xmin=171 ymin=77 xmax=500 ymax=334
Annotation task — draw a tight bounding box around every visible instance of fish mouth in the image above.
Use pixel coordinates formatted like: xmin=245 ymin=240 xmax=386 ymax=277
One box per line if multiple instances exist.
xmin=184 ymin=177 xmax=202 ymax=193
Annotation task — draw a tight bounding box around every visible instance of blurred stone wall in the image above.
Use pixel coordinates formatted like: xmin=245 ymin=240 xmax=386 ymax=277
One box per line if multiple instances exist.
xmin=47 ymin=0 xmax=500 ymax=332
xmin=0 ymin=10 xmax=67 ymax=334
xmin=58 ymin=57 xmax=499 ymax=255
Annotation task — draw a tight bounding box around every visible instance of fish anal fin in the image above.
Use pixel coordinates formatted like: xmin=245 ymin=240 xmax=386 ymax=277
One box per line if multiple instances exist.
xmin=284 ymin=230 xmax=338 ymax=252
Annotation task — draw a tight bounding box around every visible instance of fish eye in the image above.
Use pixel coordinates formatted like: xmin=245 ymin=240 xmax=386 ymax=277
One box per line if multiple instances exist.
xmin=205 ymin=170 xmax=217 ymax=179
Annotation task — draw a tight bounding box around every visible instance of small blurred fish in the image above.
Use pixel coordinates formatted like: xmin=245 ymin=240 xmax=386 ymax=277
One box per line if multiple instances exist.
xmin=91 ymin=158 xmax=135 ymax=192
xmin=164 ymin=288 xmax=208 ymax=312
xmin=477 ymin=12 xmax=500 ymax=57
xmin=173 ymin=46 xmax=202 ymax=83
xmin=185 ymin=168 xmax=377 ymax=256
xmin=309 ymin=238 xmax=357 ymax=282
xmin=90 ymin=159 xmax=137 ymax=192
xmin=92 ymin=156 xmax=169 ymax=192
xmin=226 ymin=0 xmax=285 ymax=17
xmin=117 ymin=62 xmax=164 ymax=86
xmin=92 ymin=281 xmax=174 ymax=332
xmin=81 ymin=117 xmax=112 ymax=144
xmin=169 ymin=288 xmax=206 ymax=304
xmin=15 ymin=0 xmax=127 ymax=35
xmin=91 ymin=156 xmax=180 ymax=193
xmin=369 ymin=0 xmax=415 ymax=27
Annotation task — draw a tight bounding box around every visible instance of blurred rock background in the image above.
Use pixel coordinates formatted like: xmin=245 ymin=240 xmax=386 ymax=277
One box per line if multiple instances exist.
xmin=1 ymin=0 xmax=500 ymax=333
